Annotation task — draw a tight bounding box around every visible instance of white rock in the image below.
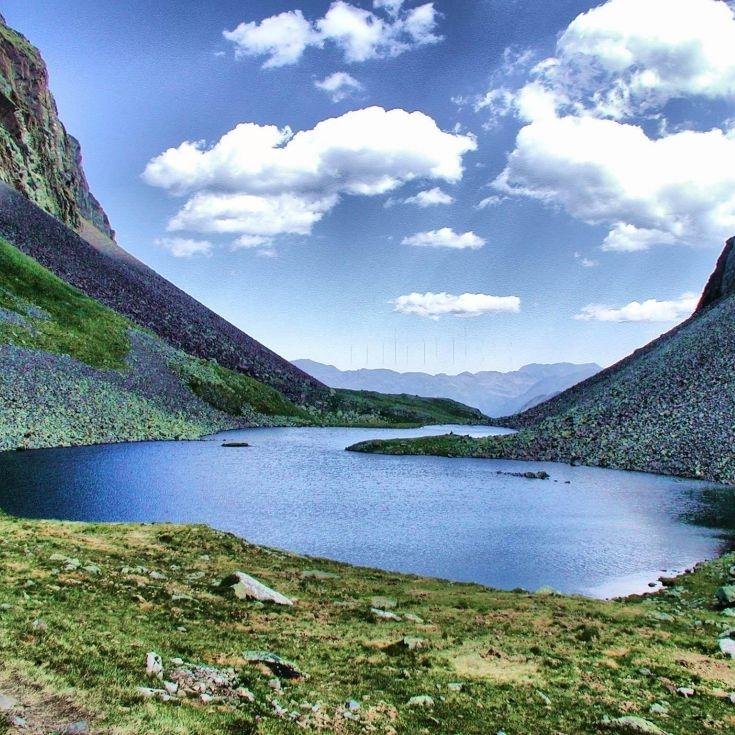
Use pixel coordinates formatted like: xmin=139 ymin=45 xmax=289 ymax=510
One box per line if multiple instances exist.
xmin=220 ymin=572 xmax=293 ymax=606
xmin=146 ymin=652 xmax=164 ymax=679
xmin=719 ymin=637 xmax=735 ymax=659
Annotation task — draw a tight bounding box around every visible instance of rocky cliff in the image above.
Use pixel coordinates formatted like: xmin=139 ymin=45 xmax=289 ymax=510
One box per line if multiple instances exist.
xmin=0 ymin=15 xmax=113 ymax=239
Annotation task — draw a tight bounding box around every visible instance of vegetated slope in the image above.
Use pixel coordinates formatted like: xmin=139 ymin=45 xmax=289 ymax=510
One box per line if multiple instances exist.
xmin=351 ymin=238 xmax=735 ymax=484
xmin=327 ymin=389 xmax=489 ymax=427
xmin=293 ymin=359 xmax=600 ymax=416
xmin=0 ymin=182 xmax=327 ymax=405
xmin=0 ymin=235 xmax=311 ymax=449
xmin=1 ymin=513 xmax=735 ymax=734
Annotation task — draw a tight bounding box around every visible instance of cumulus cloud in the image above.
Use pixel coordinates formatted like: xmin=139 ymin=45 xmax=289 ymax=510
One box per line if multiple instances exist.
xmin=155 ymin=237 xmax=212 ymax=258
xmin=223 ymin=10 xmax=319 ymax=68
xmin=555 ymin=0 xmax=735 ymax=118
xmin=574 ymin=292 xmax=698 ymax=322
xmin=403 ymin=187 xmax=454 ymax=207
xmin=465 ymin=0 xmax=735 ymax=251
xmin=314 ymin=71 xmax=363 ymax=102
xmin=144 ymin=107 xmax=475 ymax=246
xmin=393 ymin=292 xmax=521 ymax=318
xmin=223 ymin=1 xmax=441 ymax=68
xmin=494 ymin=115 xmax=735 ymax=250
xmin=401 ymin=228 xmax=485 ymax=249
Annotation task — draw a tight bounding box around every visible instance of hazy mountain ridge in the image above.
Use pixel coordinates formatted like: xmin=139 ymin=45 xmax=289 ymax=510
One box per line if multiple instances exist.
xmin=294 ymin=359 xmax=601 ymax=416
xmin=352 ymin=236 xmax=735 ymax=483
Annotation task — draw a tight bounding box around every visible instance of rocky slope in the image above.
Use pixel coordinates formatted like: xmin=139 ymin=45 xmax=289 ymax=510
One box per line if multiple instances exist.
xmin=351 ymin=237 xmax=735 ymax=484
xmin=0 ymin=16 xmax=112 ymax=238
xmin=295 ymin=359 xmax=600 ymax=416
xmin=0 ymin=13 xmax=329 ymax=405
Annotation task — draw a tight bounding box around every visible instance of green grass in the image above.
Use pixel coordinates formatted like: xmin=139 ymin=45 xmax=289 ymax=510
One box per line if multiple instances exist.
xmin=0 ymin=237 xmax=130 ymax=369
xmin=347 ymin=431 xmax=531 ymax=457
xmin=323 ymin=389 xmax=489 ymax=428
xmin=172 ymin=356 xmax=309 ymax=419
xmin=0 ymin=513 xmax=734 ymax=734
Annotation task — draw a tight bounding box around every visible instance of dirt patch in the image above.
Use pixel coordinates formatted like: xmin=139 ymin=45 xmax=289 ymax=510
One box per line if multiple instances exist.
xmin=0 ymin=665 xmax=100 ymax=734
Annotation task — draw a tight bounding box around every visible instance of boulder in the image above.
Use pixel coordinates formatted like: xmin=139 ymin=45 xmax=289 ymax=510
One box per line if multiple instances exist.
xmin=0 ymin=693 xmax=18 ymax=712
xmin=243 ymin=651 xmax=302 ymax=679
xmin=219 ymin=572 xmax=293 ymax=606
xmin=407 ymin=695 xmax=434 ymax=707
xmin=146 ymin=652 xmax=163 ymax=679
xmin=719 ymin=637 xmax=735 ymax=659
xmin=716 ymin=585 xmax=735 ymax=606
xmin=599 ymin=716 xmax=669 ymax=734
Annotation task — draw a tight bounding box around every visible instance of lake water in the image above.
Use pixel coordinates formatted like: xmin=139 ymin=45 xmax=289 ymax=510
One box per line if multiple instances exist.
xmin=0 ymin=424 xmax=732 ymax=598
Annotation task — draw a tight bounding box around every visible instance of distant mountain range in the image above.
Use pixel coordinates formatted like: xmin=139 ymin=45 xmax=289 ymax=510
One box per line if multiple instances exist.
xmin=292 ymin=360 xmax=601 ymax=417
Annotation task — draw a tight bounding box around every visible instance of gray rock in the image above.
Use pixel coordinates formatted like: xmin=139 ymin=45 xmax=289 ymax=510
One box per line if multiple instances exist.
xmin=0 ymin=693 xmax=18 ymax=711
xmin=243 ymin=651 xmax=302 ymax=679
xmin=676 ymin=686 xmax=695 ymax=697
xmin=371 ymin=607 xmax=401 ymax=621
xmin=719 ymin=637 xmax=735 ymax=659
xmin=220 ymin=572 xmax=293 ymax=606
xmin=407 ymin=695 xmax=434 ymax=707
xmin=391 ymin=636 xmax=429 ymax=652
xmin=345 ymin=699 xmax=361 ymax=711
xmin=716 ymin=585 xmax=735 ymax=606
xmin=599 ymin=715 xmax=669 ymax=734
xmin=403 ymin=613 xmax=424 ymax=624
xmin=649 ymin=703 xmax=668 ymax=715
xmin=447 ymin=682 xmax=462 ymax=692
xmin=62 ymin=721 xmax=90 ymax=735
xmin=236 ymin=687 xmax=255 ymax=702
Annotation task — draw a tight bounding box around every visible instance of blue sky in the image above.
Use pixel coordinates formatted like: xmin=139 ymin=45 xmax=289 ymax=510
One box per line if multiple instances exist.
xmin=4 ymin=0 xmax=735 ymax=372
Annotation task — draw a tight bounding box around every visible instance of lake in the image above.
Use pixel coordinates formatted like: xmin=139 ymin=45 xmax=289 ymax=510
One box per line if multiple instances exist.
xmin=0 ymin=424 xmax=732 ymax=598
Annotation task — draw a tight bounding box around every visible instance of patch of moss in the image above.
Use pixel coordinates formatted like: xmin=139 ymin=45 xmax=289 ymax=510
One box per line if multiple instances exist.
xmin=172 ymin=356 xmax=308 ymax=419
xmin=0 ymin=237 xmax=130 ymax=369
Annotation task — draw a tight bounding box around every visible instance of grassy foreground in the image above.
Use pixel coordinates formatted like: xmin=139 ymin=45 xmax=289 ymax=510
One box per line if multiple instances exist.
xmin=1 ymin=513 xmax=734 ymax=734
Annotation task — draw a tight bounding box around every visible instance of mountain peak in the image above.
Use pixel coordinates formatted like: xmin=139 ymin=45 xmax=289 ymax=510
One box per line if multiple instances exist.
xmin=697 ymin=236 xmax=735 ymax=312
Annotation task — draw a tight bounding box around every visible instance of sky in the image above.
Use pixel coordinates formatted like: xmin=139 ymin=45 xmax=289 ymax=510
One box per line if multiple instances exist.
xmin=4 ymin=0 xmax=735 ymax=373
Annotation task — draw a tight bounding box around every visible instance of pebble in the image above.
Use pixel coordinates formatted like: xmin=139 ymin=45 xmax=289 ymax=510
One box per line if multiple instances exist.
xmin=62 ymin=721 xmax=90 ymax=735
xmin=407 ymin=695 xmax=434 ymax=707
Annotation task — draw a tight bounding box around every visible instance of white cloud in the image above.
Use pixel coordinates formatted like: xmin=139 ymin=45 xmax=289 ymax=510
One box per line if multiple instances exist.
xmin=464 ymin=0 xmax=735 ymax=252
xmin=222 ymin=10 xmax=319 ymax=68
xmin=232 ymin=234 xmax=274 ymax=251
xmin=167 ymin=192 xmax=338 ymax=237
xmin=476 ymin=195 xmax=503 ymax=209
xmin=402 ymin=227 xmax=485 ymax=249
xmin=373 ymin=0 xmax=404 ymax=17
xmin=393 ymin=292 xmax=521 ymax=319
xmin=314 ymin=71 xmax=363 ymax=102
xmin=403 ymin=187 xmax=454 ymax=207
xmin=555 ymin=0 xmax=735 ymax=118
xmin=224 ymin=1 xmax=441 ymax=68
xmin=574 ymin=292 xmax=698 ymax=322
xmin=574 ymin=251 xmax=599 ymax=267
xmin=144 ymin=107 xmax=475 ymax=244
xmin=155 ymin=237 xmax=212 ymax=258
xmin=494 ymin=114 xmax=735 ymax=250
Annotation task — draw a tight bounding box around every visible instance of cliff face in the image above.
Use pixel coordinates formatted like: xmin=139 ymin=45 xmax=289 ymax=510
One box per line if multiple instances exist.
xmin=0 ymin=15 xmax=113 ymax=238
